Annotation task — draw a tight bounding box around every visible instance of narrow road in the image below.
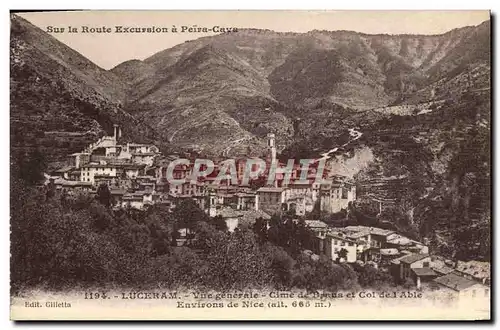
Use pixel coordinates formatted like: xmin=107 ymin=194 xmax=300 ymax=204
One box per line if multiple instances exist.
xmin=315 ymin=127 xmax=363 ymax=162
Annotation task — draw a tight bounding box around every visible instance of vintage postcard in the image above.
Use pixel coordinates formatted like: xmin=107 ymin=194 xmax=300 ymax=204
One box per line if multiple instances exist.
xmin=10 ymin=10 xmax=491 ymax=321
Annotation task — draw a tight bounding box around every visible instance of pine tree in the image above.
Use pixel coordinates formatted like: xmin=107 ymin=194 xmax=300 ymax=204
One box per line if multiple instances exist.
xmin=213 ymin=215 xmax=227 ymax=232
xmin=96 ymin=183 xmax=112 ymax=207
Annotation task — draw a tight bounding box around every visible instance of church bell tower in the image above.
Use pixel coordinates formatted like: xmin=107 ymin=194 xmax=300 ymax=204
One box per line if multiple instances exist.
xmin=267 ymin=133 xmax=277 ymax=164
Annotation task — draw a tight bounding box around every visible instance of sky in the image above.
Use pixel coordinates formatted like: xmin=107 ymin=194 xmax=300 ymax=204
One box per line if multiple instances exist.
xmin=18 ymin=10 xmax=490 ymax=70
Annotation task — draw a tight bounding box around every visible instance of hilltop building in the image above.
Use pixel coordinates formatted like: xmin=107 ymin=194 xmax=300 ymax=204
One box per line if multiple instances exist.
xmin=319 ymin=176 xmax=356 ymax=214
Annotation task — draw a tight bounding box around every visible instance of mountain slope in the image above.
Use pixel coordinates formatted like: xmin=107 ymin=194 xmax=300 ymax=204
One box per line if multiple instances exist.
xmin=116 ymin=44 xmax=295 ymax=156
xmin=109 ymin=59 xmax=156 ymax=88
xmin=10 ymin=14 xmax=161 ymax=168
xmin=111 ymin=20 xmax=490 ymax=156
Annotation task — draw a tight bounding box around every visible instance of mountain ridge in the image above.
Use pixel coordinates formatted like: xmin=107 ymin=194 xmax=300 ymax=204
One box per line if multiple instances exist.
xmin=10 ymin=14 xmax=164 ymax=167
xmin=108 ymin=18 xmax=489 ymax=156
xmin=11 ymin=13 xmax=490 ymax=160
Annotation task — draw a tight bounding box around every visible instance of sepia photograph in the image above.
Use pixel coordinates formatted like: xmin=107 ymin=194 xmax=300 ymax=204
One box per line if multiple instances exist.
xmin=9 ymin=10 xmax=491 ymax=320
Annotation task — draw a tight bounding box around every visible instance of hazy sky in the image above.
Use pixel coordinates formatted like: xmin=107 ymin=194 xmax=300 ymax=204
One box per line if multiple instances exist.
xmin=18 ymin=10 xmax=490 ymax=70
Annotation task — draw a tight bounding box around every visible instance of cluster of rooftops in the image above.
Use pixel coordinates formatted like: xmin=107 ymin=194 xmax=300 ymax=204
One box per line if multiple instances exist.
xmin=303 ymin=221 xmax=490 ymax=293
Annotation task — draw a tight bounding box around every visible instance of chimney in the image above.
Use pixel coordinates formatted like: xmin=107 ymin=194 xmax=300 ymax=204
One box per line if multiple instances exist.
xmin=75 ymin=153 xmax=81 ymax=169
xmin=113 ymin=124 xmax=119 ymax=141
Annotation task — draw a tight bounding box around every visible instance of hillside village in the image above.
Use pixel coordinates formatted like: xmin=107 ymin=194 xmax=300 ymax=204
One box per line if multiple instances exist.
xmin=304 ymin=221 xmax=490 ymax=300
xmin=44 ymin=124 xmax=356 ymax=217
xmin=40 ymin=124 xmax=491 ymax=300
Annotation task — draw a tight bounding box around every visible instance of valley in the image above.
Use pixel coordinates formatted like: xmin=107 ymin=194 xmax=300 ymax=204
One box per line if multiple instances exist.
xmin=10 ymin=13 xmax=491 ymax=261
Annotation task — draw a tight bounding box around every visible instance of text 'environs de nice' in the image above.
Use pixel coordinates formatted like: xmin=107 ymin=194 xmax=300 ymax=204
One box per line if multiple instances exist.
xmin=45 ymin=25 xmax=239 ymax=34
